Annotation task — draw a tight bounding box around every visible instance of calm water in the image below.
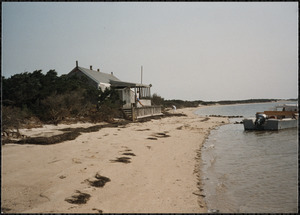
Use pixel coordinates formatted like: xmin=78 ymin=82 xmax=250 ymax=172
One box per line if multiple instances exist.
xmin=195 ymin=102 xmax=298 ymax=213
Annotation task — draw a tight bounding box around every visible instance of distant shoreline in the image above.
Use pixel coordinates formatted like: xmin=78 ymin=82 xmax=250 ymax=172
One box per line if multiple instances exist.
xmin=163 ymin=99 xmax=297 ymax=110
xmin=198 ymin=99 xmax=294 ymax=107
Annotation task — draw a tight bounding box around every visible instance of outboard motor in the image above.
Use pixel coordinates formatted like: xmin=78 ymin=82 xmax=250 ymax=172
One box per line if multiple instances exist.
xmin=255 ymin=113 xmax=267 ymax=126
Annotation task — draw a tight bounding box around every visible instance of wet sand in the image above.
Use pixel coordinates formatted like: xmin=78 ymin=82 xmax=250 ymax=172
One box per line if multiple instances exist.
xmin=1 ymin=107 xmax=227 ymax=213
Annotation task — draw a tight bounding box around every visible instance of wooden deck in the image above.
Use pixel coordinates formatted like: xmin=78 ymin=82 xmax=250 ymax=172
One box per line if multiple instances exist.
xmin=123 ymin=106 xmax=162 ymax=121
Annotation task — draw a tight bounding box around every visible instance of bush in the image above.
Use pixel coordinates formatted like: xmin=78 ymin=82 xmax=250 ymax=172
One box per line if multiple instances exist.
xmin=151 ymin=93 xmax=164 ymax=106
xmin=96 ymin=88 xmax=123 ymax=122
xmin=2 ymin=106 xmax=31 ymax=133
xmin=39 ymin=90 xmax=96 ymax=124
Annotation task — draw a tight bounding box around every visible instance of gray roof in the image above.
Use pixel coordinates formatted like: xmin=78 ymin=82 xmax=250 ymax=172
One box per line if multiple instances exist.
xmin=72 ymin=66 xmax=150 ymax=88
xmin=77 ymin=67 xmax=121 ymax=84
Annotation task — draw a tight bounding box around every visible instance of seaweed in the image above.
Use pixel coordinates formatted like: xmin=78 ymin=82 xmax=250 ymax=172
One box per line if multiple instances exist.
xmin=147 ymin=137 xmax=158 ymax=140
xmin=110 ymin=157 xmax=131 ymax=164
xmin=88 ymin=174 xmax=111 ymax=187
xmin=65 ymin=190 xmax=91 ymax=204
xmin=4 ymin=123 xmax=126 ymax=145
xmin=122 ymin=152 xmax=136 ymax=156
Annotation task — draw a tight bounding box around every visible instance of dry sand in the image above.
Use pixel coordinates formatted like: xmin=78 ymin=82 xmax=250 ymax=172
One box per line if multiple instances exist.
xmin=1 ymin=107 xmax=228 ymax=213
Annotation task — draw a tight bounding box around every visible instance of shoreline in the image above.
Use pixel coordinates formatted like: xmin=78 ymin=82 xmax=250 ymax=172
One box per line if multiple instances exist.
xmin=197 ymin=100 xmax=285 ymax=108
xmin=2 ymin=107 xmax=228 ymax=213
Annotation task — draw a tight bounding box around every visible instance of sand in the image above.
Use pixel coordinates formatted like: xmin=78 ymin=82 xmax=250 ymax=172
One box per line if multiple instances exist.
xmin=1 ymin=107 xmax=228 ymax=213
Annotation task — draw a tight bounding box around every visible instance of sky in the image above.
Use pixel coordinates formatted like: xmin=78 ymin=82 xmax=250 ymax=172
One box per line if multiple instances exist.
xmin=2 ymin=2 xmax=298 ymax=101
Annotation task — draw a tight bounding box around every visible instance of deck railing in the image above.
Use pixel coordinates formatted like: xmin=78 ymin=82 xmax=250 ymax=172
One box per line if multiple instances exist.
xmin=123 ymin=106 xmax=162 ymax=121
xmin=134 ymin=106 xmax=162 ymax=119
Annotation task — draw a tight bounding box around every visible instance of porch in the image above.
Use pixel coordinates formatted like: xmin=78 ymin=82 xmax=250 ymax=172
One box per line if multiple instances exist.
xmin=122 ymin=106 xmax=163 ymax=121
xmin=110 ymin=80 xmax=162 ymax=120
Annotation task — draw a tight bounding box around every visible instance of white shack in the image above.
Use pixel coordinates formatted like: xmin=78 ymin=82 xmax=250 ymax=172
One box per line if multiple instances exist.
xmin=68 ymin=61 xmax=161 ymax=120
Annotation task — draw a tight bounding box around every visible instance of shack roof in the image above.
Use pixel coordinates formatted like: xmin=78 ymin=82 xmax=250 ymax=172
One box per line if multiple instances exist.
xmin=74 ymin=66 xmax=121 ymax=84
xmin=70 ymin=66 xmax=150 ymax=88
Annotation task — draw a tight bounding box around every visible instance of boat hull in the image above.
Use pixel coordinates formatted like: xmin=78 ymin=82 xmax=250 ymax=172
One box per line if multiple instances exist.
xmin=243 ymin=118 xmax=298 ymax=131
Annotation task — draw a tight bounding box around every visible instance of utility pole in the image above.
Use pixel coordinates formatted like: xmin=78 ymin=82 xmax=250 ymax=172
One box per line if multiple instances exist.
xmin=141 ymin=65 xmax=143 ymax=84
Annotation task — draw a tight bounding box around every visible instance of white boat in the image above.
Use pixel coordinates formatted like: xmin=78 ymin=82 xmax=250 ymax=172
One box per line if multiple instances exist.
xmin=243 ymin=104 xmax=298 ymax=130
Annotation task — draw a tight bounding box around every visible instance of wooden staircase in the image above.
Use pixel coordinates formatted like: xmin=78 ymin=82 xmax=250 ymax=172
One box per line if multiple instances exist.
xmin=122 ymin=108 xmax=133 ymax=120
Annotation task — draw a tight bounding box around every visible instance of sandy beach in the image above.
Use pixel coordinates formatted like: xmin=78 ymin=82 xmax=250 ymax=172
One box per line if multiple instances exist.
xmin=2 ymin=107 xmax=228 ymax=213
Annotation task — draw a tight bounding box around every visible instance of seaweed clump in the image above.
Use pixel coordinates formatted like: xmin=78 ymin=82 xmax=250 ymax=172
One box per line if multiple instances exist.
xmin=110 ymin=157 xmax=131 ymax=164
xmin=88 ymin=174 xmax=111 ymax=187
xmin=65 ymin=190 xmax=91 ymax=204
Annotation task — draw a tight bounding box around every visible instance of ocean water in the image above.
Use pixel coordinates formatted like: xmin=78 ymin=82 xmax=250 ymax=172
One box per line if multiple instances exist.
xmin=195 ymin=102 xmax=298 ymax=213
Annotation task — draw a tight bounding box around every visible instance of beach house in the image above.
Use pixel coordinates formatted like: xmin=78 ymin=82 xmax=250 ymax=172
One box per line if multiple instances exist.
xmin=68 ymin=61 xmax=161 ymax=120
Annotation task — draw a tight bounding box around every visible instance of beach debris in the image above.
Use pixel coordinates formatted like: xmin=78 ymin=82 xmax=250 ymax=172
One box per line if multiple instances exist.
xmin=59 ymin=175 xmax=66 ymax=179
xmin=87 ymin=174 xmax=111 ymax=187
xmin=92 ymin=208 xmax=103 ymax=213
xmin=136 ymin=128 xmax=151 ymax=131
xmin=122 ymin=152 xmax=136 ymax=156
xmin=147 ymin=137 xmax=158 ymax=140
xmin=200 ymin=117 xmax=210 ymax=122
xmin=155 ymin=132 xmax=170 ymax=138
xmin=2 ymin=123 xmax=125 ymax=145
xmin=110 ymin=157 xmax=131 ymax=164
xmin=148 ymin=132 xmax=170 ymax=140
xmin=65 ymin=190 xmax=91 ymax=204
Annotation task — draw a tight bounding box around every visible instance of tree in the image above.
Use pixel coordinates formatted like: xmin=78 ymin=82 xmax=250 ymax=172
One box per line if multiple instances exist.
xmin=2 ymin=69 xmax=124 ymax=125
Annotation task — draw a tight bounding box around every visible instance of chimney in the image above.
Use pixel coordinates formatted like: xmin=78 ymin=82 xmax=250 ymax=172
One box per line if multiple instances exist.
xmin=90 ymin=65 xmax=93 ymax=70
xmin=111 ymin=72 xmax=114 ymax=75
xmin=76 ymin=60 xmax=78 ymax=68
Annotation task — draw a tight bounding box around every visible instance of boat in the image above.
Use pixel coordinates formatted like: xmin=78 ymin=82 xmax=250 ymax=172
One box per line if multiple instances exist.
xmin=243 ymin=104 xmax=298 ymax=130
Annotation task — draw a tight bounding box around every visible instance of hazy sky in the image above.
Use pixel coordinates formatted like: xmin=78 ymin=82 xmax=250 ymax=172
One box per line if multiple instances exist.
xmin=2 ymin=2 xmax=298 ymax=101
